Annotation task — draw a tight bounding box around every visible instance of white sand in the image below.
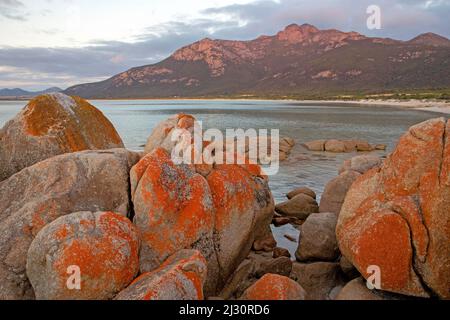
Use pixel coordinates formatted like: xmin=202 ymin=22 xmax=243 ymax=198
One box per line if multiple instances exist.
xmin=295 ymin=99 xmax=450 ymax=114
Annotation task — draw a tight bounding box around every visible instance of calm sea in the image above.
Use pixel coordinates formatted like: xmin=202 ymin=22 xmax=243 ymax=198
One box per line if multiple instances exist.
xmin=0 ymin=99 xmax=444 ymax=255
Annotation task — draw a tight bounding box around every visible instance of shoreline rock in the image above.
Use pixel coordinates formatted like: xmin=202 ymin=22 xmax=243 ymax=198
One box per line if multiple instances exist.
xmin=0 ymin=148 xmax=140 ymax=300
xmin=303 ymin=139 xmax=386 ymax=153
xmin=27 ymin=211 xmax=140 ymax=300
xmin=337 ymin=118 xmax=450 ymax=299
xmin=0 ymin=93 xmax=124 ymax=181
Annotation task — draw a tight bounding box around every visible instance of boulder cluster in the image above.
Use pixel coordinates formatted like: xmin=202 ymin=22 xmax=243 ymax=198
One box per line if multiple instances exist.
xmin=0 ymin=94 xmax=276 ymax=300
xmin=273 ymin=118 xmax=449 ymax=300
xmin=0 ymin=93 xmax=448 ymax=300
xmin=303 ymin=139 xmax=386 ymax=153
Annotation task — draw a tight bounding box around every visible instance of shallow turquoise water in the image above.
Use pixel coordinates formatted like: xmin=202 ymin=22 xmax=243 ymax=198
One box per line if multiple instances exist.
xmin=1 ymin=99 xmax=445 ymax=256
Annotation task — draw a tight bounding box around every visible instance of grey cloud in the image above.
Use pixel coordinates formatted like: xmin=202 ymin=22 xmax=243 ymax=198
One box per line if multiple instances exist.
xmin=0 ymin=0 xmax=28 ymax=21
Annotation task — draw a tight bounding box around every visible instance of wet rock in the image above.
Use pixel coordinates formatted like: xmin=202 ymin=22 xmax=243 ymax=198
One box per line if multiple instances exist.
xmin=115 ymin=250 xmax=207 ymax=300
xmin=374 ymin=144 xmax=387 ymax=151
xmin=0 ymin=149 xmax=140 ymax=300
xmin=275 ymin=194 xmax=319 ymax=219
xmin=303 ymin=140 xmax=326 ymax=152
xmin=319 ymin=170 xmax=361 ymax=214
xmin=0 ymin=93 xmax=124 ymax=181
xmin=287 ymin=187 xmax=317 ymax=200
xmin=337 ymin=118 xmax=450 ymax=299
xmin=272 ymin=216 xmax=291 ymax=227
xmin=325 ymin=140 xmax=346 ymax=153
xmin=241 ymin=274 xmax=306 ymax=300
xmin=295 ymin=212 xmax=339 ymax=262
xmin=354 ymin=140 xmax=374 ymax=152
xmin=27 ymin=211 xmax=139 ymax=300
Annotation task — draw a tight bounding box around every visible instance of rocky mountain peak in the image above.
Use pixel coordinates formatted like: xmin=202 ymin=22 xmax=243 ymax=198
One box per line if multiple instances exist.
xmin=409 ymin=32 xmax=450 ymax=46
xmin=277 ymin=23 xmax=319 ymax=43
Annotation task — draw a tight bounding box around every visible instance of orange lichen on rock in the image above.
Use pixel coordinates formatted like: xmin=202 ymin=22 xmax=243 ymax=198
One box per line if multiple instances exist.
xmin=131 ymin=148 xmax=215 ymax=276
xmin=337 ymin=118 xmax=450 ymax=299
xmin=115 ymin=250 xmax=207 ymax=300
xmin=26 ymin=211 xmax=140 ymax=300
xmin=22 ymin=94 xmax=123 ymax=150
xmin=0 ymin=93 xmax=124 ymax=181
xmin=241 ymin=274 xmax=306 ymax=300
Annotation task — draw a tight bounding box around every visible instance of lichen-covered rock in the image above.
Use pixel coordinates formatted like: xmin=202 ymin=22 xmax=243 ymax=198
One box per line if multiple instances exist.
xmin=207 ymin=163 xmax=274 ymax=288
xmin=115 ymin=250 xmax=207 ymax=300
xmin=319 ymin=170 xmax=361 ymax=214
xmin=26 ymin=211 xmax=139 ymax=300
xmin=144 ymin=113 xmax=196 ymax=156
xmin=241 ymin=274 xmax=306 ymax=300
xmin=0 ymin=93 xmax=124 ymax=181
xmin=131 ymin=147 xmax=274 ymax=295
xmin=337 ymin=118 xmax=450 ymax=299
xmin=275 ymin=194 xmax=319 ymax=219
xmin=0 ymin=149 xmax=140 ymax=300
xmin=296 ymin=212 xmax=339 ymax=262
xmin=130 ymin=148 xmax=217 ymax=294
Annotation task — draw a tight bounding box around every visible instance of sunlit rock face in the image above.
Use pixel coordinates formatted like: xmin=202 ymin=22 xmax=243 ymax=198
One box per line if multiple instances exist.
xmin=0 ymin=93 xmax=124 ymax=181
xmin=337 ymin=118 xmax=450 ymax=299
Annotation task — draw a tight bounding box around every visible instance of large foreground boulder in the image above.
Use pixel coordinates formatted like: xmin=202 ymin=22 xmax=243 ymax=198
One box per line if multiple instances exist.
xmin=115 ymin=250 xmax=207 ymax=300
xmin=130 ymin=147 xmax=274 ymax=295
xmin=337 ymin=118 xmax=450 ymax=299
xmin=0 ymin=149 xmax=140 ymax=299
xmin=0 ymin=93 xmax=124 ymax=181
xmin=130 ymin=148 xmax=217 ymax=294
xmin=26 ymin=211 xmax=140 ymax=300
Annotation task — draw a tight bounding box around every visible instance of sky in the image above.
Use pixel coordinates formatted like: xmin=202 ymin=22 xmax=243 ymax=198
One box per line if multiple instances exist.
xmin=0 ymin=0 xmax=449 ymax=90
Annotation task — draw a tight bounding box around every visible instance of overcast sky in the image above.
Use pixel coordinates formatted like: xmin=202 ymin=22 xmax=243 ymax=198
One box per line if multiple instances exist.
xmin=0 ymin=0 xmax=449 ymax=90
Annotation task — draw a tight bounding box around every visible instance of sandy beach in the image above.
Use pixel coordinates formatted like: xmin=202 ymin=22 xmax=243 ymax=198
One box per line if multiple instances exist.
xmin=290 ymin=99 xmax=450 ymax=114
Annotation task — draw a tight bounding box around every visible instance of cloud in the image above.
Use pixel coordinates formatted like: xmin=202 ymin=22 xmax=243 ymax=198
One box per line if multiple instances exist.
xmin=0 ymin=0 xmax=449 ymax=90
xmin=0 ymin=0 xmax=28 ymax=21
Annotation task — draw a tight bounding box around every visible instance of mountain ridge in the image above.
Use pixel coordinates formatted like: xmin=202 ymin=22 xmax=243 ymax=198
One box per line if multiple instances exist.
xmin=64 ymin=24 xmax=450 ymax=99
xmin=0 ymin=87 xmax=63 ymax=97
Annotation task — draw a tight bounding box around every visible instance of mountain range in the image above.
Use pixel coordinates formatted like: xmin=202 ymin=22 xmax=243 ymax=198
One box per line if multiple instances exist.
xmin=0 ymin=87 xmax=63 ymax=97
xmin=64 ymin=24 xmax=450 ymax=99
